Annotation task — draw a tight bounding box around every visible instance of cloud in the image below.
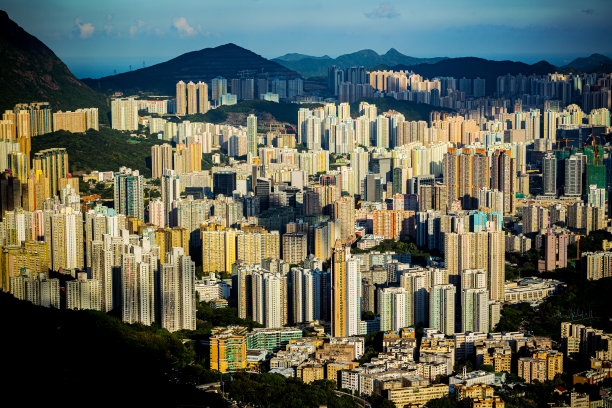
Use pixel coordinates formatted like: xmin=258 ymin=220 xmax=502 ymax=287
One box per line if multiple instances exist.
xmin=172 ymin=17 xmax=197 ymax=37
xmin=74 ymin=18 xmax=95 ymax=38
xmin=365 ymin=3 xmax=400 ymax=19
xmin=129 ymin=19 xmax=145 ymax=37
xmin=581 ymin=8 xmax=594 ymax=15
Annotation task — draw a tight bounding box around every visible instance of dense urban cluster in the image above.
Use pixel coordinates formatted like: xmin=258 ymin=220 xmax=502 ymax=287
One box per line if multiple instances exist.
xmin=2 ymin=56 xmax=612 ymax=408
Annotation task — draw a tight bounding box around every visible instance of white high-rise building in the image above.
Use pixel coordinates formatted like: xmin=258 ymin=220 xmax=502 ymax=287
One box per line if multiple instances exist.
xmin=111 ymin=98 xmax=138 ymax=131
xmin=90 ymin=240 xmax=114 ymax=312
xmin=160 ymin=247 xmax=196 ymax=332
xmin=162 ymin=169 xmax=180 ymax=227
xmin=400 ymin=269 xmax=429 ymax=327
xmin=305 ymin=115 xmax=322 ymax=151
xmin=588 ymin=184 xmax=606 ymax=208
xmin=114 ymin=167 xmax=145 ymax=220
xmin=10 ymin=272 xmax=60 ymax=308
xmin=429 ymin=284 xmax=456 ymax=336
xmin=121 ymin=245 xmax=157 ymax=326
xmin=338 ymin=102 xmax=351 ymax=122
xmin=462 ymin=289 xmax=490 ymax=333
xmin=290 ymin=267 xmax=328 ymax=324
xmin=378 ymin=286 xmax=410 ymax=332
xmin=47 ymin=208 xmax=84 ymax=272
xmin=252 ymin=268 xmax=287 ymax=328
xmin=66 ymin=272 xmax=102 ymax=311
xmin=376 ymin=115 xmax=389 ymax=148
xmin=346 ymin=257 xmax=362 ymax=336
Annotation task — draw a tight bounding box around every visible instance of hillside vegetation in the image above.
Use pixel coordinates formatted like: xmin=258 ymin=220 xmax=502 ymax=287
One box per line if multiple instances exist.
xmin=350 ymin=97 xmax=454 ymax=121
xmin=183 ymin=100 xmax=323 ymax=126
xmin=31 ymin=128 xmax=164 ymax=177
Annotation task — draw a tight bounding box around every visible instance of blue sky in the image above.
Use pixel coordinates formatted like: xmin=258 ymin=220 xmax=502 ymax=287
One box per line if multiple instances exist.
xmin=3 ymin=0 xmax=612 ymax=78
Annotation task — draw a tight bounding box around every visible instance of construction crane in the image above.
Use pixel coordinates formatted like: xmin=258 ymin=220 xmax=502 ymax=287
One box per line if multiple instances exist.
xmin=563 ymin=233 xmax=587 ymax=261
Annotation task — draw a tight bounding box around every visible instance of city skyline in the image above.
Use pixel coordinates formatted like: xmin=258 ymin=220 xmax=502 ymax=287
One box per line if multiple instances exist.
xmin=2 ymin=0 xmax=612 ymax=78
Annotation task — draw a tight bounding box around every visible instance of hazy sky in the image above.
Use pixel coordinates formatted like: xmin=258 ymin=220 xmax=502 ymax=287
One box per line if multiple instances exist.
xmin=3 ymin=0 xmax=612 ymax=78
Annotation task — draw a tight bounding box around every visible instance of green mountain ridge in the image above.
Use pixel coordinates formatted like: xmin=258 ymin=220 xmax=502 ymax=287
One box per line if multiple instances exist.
xmin=0 ymin=10 xmax=109 ymax=121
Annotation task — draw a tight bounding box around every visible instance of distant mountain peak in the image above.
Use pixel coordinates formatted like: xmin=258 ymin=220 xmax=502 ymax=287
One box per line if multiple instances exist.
xmin=564 ymin=53 xmax=612 ymax=72
xmin=82 ymin=42 xmax=300 ymax=94
xmin=384 ymin=48 xmax=403 ymax=56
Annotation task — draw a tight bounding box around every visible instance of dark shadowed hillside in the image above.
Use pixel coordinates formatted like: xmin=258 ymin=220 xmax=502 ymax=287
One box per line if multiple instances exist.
xmin=389 ymin=57 xmax=559 ymax=95
xmin=83 ymin=43 xmax=301 ymax=95
xmin=274 ymin=48 xmax=446 ymax=78
xmin=0 ymin=10 xmax=108 ymax=120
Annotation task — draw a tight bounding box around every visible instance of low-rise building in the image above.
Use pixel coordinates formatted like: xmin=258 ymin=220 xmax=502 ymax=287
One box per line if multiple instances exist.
xmin=209 ymin=326 xmax=248 ymax=372
xmin=385 ymin=383 xmax=449 ymax=407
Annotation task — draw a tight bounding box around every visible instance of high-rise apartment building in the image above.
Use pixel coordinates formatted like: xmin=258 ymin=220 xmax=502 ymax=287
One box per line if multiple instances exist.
xmin=236 ymin=229 xmax=280 ymax=265
xmin=290 ymin=267 xmax=329 ymax=324
xmin=1 ymin=241 xmax=49 ymax=292
xmin=491 ymin=150 xmax=516 ymax=214
xmin=443 ymin=150 xmax=490 ymax=209
xmin=197 ymin=81 xmax=209 ymax=113
xmin=33 ymin=147 xmax=68 ymax=197
xmin=176 ymin=80 xmax=187 ymax=116
xmin=47 ymin=208 xmax=84 ymax=271
xmin=114 ymin=167 xmax=144 ymax=220
xmin=53 ymin=108 xmax=99 ymax=133
xmin=160 ymin=247 xmax=196 ymax=332
xmin=111 ymin=98 xmax=138 ymax=131
xmin=282 ymin=232 xmax=307 ymax=264
xmin=564 ymin=154 xmax=584 ymax=196
xmin=460 ymin=269 xmax=490 ymax=333
xmin=251 ymin=268 xmax=287 ymax=328
xmin=211 ymin=77 xmax=227 ymax=101
xmin=333 ymin=196 xmax=355 ymax=240
xmin=187 ymin=81 xmax=197 ymax=114
xmin=331 ymin=241 xmax=361 ymax=337
xmin=10 ymin=271 xmax=59 ymax=308
xmin=542 ymin=153 xmax=557 ymax=196
xmin=151 ymin=144 xmax=173 ymax=179
xmin=201 ymin=225 xmax=239 ymax=274
xmin=14 ymin=102 xmax=52 ymax=136
xmin=332 ymin=241 xmax=347 ymax=338
xmin=429 ymin=284 xmax=456 ymax=335
xmin=154 ymin=227 xmax=189 ymax=264
xmin=378 ymin=287 xmax=410 ymax=332
xmin=247 ymin=114 xmax=258 ymax=158
xmin=161 ymin=169 xmax=180 ymax=227
xmin=66 ymin=272 xmax=101 ymax=311
xmin=444 ymin=231 xmax=505 ymax=302
xmin=121 ymin=245 xmax=158 ymax=326
xmin=90 ymin=240 xmax=114 ymax=312
xmin=541 ymin=229 xmax=568 ymax=272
